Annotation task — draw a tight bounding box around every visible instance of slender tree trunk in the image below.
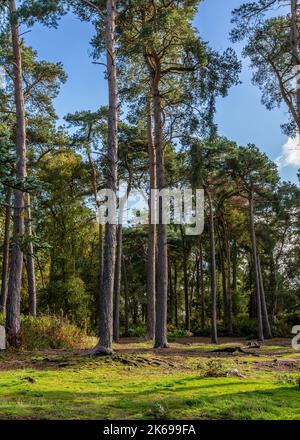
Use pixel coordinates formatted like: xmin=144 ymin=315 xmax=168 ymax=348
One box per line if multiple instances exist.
xmin=113 ymin=224 xmax=122 ymax=342
xmin=232 ymin=240 xmax=237 ymax=294
xmin=168 ymin=263 xmax=175 ymax=324
xmin=174 ymin=264 xmax=178 ymax=328
xmin=270 ymin=253 xmax=278 ymax=323
xmin=206 ymin=190 xmax=218 ymax=344
xmin=199 ymin=241 xmax=205 ymax=330
xmin=151 ymin=76 xmax=168 ymax=349
xmin=219 ymin=241 xmax=228 ymax=328
xmin=122 ymin=255 xmax=129 ymax=337
xmin=0 ymin=188 xmax=12 ymax=313
xmin=249 ymin=193 xmax=264 ymax=341
xmin=6 ymin=0 xmax=27 ymax=345
xmin=24 ymin=193 xmax=36 ymax=316
xmin=91 ymin=0 xmax=118 ymax=355
xmin=181 ymin=226 xmax=190 ymax=331
xmin=257 ymin=253 xmax=272 ymax=339
xmin=224 ymin=224 xmax=233 ymax=335
xmin=146 ymin=97 xmax=156 ymax=340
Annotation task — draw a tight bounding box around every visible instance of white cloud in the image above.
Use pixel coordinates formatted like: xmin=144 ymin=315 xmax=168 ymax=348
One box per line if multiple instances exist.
xmin=276 ymin=136 xmax=300 ymax=168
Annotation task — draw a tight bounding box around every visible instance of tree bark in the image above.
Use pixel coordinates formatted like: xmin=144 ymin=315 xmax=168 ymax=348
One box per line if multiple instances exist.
xmin=206 ymin=190 xmax=218 ymax=344
xmin=0 ymin=188 xmax=12 ymax=313
xmin=151 ymin=76 xmax=168 ymax=349
xmin=257 ymin=253 xmax=272 ymax=339
xmin=199 ymin=241 xmax=205 ymax=331
xmin=146 ymin=97 xmax=156 ymax=340
xmin=180 ymin=226 xmax=190 ymax=331
xmin=6 ymin=0 xmax=27 ymax=346
xmin=224 ymin=222 xmax=233 ymax=335
xmin=122 ymin=255 xmax=129 ymax=337
xmin=24 ymin=193 xmax=37 ymax=317
xmin=91 ymin=0 xmax=118 ymax=356
xmin=249 ymin=193 xmax=264 ymax=341
xmin=270 ymin=252 xmax=279 ymax=323
xmin=174 ymin=263 xmax=178 ymax=328
xmin=113 ymin=224 xmax=122 ymax=342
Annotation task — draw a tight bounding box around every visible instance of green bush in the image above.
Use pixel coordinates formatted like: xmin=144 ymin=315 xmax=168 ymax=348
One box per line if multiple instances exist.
xmin=168 ymin=328 xmax=191 ymax=338
xmin=125 ymin=324 xmax=145 ymax=338
xmin=203 ymin=359 xmax=227 ymax=378
xmin=18 ymin=315 xmax=88 ymax=350
xmin=232 ymin=315 xmax=258 ymax=338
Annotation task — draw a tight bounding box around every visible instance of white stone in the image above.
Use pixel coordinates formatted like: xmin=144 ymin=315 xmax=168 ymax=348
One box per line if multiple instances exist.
xmin=0 ymin=326 xmax=6 ymax=350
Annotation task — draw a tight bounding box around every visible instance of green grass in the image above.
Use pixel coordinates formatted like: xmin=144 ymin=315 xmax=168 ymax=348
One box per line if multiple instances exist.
xmin=0 ymin=340 xmax=299 ymax=420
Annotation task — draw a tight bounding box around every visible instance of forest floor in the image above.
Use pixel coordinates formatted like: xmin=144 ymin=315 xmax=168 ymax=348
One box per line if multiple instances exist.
xmin=0 ymin=337 xmax=299 ymax=420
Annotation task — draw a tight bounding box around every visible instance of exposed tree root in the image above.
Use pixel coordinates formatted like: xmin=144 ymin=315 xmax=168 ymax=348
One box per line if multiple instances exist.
xmin=84 ymin=343 xmax=114 ymax=357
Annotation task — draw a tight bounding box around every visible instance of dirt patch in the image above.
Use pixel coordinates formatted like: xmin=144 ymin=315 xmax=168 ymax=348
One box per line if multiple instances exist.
xmin=255 ymin=359 xmax=300 ymax=373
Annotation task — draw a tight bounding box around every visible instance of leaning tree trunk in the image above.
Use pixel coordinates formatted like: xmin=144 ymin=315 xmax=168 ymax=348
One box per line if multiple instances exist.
xmin=206 ymin=190 xmax=218 ymax=344
xmin=24 ymin=193 xmax=36 ymax=317
xmin=91 ymin=0 xmax=118 ymax=356
xmin=152 ymin=75 xmax=168 ymax=349
xmin=6 ymin=0 xmax=27 ymax=346
xmin=0 ymin=187 xmax=12 ymax=313
xmin=146 ymin=97 xmax=156 ymax=340
xmin=249 ymin=192 xmax=264 ymax=341
xmin=257 ymin=253 xmax=272 ymax=339
xmin=113 ymin=224 xmax=122 ymax=342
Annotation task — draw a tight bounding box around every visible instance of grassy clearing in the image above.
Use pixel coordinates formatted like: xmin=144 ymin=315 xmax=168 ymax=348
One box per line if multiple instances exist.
xmin=0 ymin=338 xmax=299 ymax=420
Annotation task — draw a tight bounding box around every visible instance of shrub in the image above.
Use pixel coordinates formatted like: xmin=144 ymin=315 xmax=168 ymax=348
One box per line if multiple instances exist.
xmin=18 ymin=315 xmax=88 ymax=350
xmin=203 ymin=359 xmax=227 ymax=378
xmin=232 ymin=316 xmax=258 ymax=338
xmin=168 ymin=328 xmax=191 ymax=338
xmin=125 ymin=324 xmax=145 ymax=338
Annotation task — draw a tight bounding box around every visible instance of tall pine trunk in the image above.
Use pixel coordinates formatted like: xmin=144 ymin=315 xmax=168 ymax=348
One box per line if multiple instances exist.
xmin=224 ymin=223 xmax=233 ymax=335
xmin=146 ymin=97 xmax=156 ymax=340
xmin=207 ymin=190 xmax=218 ymax=344
xmin=270 ymin=253 xmax=278 ymax=323
xmin=6 ymin=0 xmax=27 ymax=345
xmin=122 ymin=255 xmax=129 ymax=337
xmin=257 ymin=253 xmax=272 ymax=339
xmin=249 ymin=193 xmax=264 ymax=341
xmin=91 ymin=0 xmax=118 ymax=355
xmin=113 ymin=224 xmax=122 ymax=342
xmin=181 ymin=226 xmax=190 ymax=331
xmin=199 ymin=241 xmax=205 ymax=330
xmin=152 ymin=76 xmax=168 ymax=349
xmin=0 ymin=188 xmax=12 ymax=313
xmin=24 ymin=193 xmax=36 ymax=316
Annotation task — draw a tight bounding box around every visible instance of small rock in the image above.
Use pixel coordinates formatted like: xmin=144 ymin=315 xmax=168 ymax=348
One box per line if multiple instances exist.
xmin=23 ymin=377 xmax=36 ymax=384
xmin=226 ymin=369 xmax=245 ymax=378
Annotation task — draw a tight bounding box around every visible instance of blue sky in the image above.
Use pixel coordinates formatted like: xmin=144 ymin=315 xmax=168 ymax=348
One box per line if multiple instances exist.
xmin=23 ymin=0 xmax=300 ymax=184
